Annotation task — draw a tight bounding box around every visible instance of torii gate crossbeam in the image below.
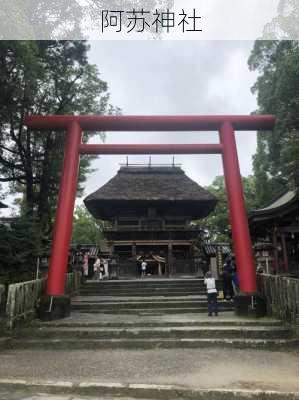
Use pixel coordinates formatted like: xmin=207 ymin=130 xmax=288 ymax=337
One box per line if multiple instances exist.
xmin=25 ymin=114 xmax=276 ymax=319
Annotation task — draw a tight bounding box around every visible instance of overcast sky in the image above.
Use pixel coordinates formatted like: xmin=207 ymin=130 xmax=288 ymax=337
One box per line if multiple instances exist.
xmin=79 ymin=40 xmax=259 ymax=205
xmin=1 ymin=40 xmax=260 ymax=215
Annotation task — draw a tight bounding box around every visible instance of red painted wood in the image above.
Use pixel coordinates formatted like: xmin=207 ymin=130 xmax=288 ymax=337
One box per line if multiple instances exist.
xmin=46 ymin=121 xmax=82 ymax=296
xmin=219 ymin=121 xmax=257 ymax=293
xmin=79 ymin=143 xmax=223 ymax=154
xmin=25 ymin=114 xmax=276 ymax=131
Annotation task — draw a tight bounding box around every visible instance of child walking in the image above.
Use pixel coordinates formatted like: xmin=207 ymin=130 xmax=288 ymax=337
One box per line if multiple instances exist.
xmin=204 ymin=271 xmax=218 ymax=317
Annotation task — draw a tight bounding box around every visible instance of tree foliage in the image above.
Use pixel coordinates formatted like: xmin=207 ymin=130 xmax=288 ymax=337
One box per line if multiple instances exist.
xmin=0 ymin=40 xmax=118 ymax=282
xmin=0 ymin=217 xmax=47 ymax=284
xmin=72 ymin=205 xmax=103 ymax=245
xmin=262 ymin=0 xmax=299 ymax=39
xmin=248 ymin=40 xmax=299 ymax=205
xmin=197 ymin=175 xmax=259 ymax=242
xmin=0 ymin=41 xmax=117 ymax=220
xmin=1 ymin=0 xmax=174 ymax=39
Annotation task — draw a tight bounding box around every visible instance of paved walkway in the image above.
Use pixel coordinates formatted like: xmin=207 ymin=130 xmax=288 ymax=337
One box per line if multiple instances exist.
xmin=0 ymin=393 xmax=137 ymax=400
xmin=0 ymin=347 xmax=299 ymax=392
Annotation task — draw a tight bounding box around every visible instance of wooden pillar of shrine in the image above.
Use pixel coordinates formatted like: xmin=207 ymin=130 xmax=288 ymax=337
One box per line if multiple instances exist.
xmin=280 ymin=233 xmax=289 ymax=272
xmin=272 ymin=227 xmax=279 ymax=272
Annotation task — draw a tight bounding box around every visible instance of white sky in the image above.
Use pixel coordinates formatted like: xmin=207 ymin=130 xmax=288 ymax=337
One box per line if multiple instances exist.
xmin=1 ymin=40 xmax=260 ymax=215
xmin=79 ymin=40 xmax=259 ymax=204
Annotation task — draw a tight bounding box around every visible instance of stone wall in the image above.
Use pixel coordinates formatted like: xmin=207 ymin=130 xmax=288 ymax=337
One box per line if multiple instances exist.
xmin=257 ymin=273 xmax=299 ymax=325
xmin=5 ymin=271 xmax=81 ymax=329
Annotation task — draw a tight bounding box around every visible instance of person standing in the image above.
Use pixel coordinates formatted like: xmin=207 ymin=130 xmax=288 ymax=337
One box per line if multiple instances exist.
xmin=204 ymin=271 xmax=218 ymax=317
xmin=110 ymin=257 xmax=118 ymax=279
xmin=82 ymin=252 xmax=89 ymax=282
xmin=222 ymin=257 xmax=234 ymax=300
xmin=141 ymin=260 xmax=147 ymax=277
xmin=230 ymin=256 xmax=239 ymax=295
xmin=99 ymin=258 xmax=105 ymax=281
xmin=93 ymin=257 xmax=101 ymax=280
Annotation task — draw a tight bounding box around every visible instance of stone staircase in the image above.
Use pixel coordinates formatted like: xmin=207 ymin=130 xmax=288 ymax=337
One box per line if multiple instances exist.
xmin=2 ymin=278 xmax=299 ymax=399
xmin=10 ymin=278 xmax=297 ymax=350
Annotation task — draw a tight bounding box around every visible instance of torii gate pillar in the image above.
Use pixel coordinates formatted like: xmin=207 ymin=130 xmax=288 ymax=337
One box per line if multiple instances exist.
xmin=219 ymin=122 xmax=257 ymax=293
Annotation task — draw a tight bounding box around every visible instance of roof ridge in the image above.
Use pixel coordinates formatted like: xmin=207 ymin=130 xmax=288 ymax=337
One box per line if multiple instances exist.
xmin=118 ymin=166 xmax=185 ymax=174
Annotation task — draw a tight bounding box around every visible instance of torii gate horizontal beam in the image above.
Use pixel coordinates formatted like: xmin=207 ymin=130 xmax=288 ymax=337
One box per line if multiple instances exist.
xmin=79 ymin=144 xmax=223 ymax=154
xmin=25 ymin=114 xmax=276 ymax=131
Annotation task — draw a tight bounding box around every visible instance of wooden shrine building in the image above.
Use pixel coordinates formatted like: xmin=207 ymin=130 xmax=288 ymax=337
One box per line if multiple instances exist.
xmin=84 ymin=165 xmax=217 ymax=277
xmin=249 ymin=189 xmax=299 ymax=276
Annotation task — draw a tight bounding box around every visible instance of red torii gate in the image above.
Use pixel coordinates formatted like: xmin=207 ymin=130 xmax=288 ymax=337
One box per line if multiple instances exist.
xmin=25 ymin=114 xmax=276 ymax=318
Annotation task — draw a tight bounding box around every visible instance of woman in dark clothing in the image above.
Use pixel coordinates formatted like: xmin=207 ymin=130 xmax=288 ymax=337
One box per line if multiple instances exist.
xmin=222 ymin=257 xmax=234 ymax=300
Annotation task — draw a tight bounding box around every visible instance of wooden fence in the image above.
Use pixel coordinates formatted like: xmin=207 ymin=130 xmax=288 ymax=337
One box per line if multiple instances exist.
xmin=65 ymin=270 xmax=81 ymax=294
xmin=0 ymin=284 xmax=5 ymax=315
xmin=5 ymin=271 xmax=81 ymax=329
xmin=257 ymin=273 xmax=299 ymax=324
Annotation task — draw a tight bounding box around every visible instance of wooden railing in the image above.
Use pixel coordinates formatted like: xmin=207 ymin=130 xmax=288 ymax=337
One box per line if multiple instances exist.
xmin=0 ymin=284 xmax=5 ymax=315
xmin=6 ymin=278 xmax=46 ymax=329
xmin=65 ymin=270 xmax=81 ymax=294
xmin=257 ymin=273 xmax=299 ymax=324
xmin=5 ymin=271 xmax=81 ymax=329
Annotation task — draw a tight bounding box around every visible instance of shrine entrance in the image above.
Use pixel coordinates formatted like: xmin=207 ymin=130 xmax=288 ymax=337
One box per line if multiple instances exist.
xmin=24 ymin=114 xmax=276 ymax=318
xmin=137 ymin=255 xmax=167 ymax=276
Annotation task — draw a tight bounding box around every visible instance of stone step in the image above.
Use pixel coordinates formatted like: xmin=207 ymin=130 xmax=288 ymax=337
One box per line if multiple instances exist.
xmin=81 ymin=287 xmax=209 ymax=292
xmin=71 ymin=302 xmax=233 ymax=312
xmin=81 ymin=283 xmax=209 ymax=288
xmin=80 ymin=282 xmax=215 ymax=291
xmin=69 ymin=307 xmax=233 ymax=315
xmin=80 ymin=285 xmax=210 ymax=293
xmin=73 ymin=295 xmax=208 ymax=302
xmin=91 ymin=284 xmax=208 ymax=287
xmin=8 ymin=337 xmax=299 ymax=350
xmin=1 ymin=379 xmax=299 ymax=400
xmin=72 ymin=299 xmax=231 ymax=307
xmin=80 ymin=285 xmax=208 ymax=290
xmin=35 ymin=317 xmax=284 ymax=328
xmin=79 ymin=290 xmax=208 ymax=297
xmin=26 ymin=325 xmax=291 ymax=339
xmin=82 ymin=283 xmax=210 ymax=288
xmin=71 ymin=299 xmax=233 ymax=308
xmin=84 ymin=278 xmax=206 ymax=284
xmin=81 ymin=286 xmax=208 ymax=291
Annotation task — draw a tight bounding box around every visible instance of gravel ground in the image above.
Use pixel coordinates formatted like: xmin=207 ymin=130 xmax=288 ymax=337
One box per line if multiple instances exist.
xmin=0 ymin=348 xmax=299 ymax=392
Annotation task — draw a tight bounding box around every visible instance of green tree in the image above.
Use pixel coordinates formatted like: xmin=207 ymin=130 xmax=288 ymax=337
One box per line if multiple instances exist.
xmin=248 ymin=40 xmax=299 ymax=205
xmin=0 ymin=217 xmax=48 ymax=284
xmin=197 ymin=175 xmax=259 ymax=242
xmin=72 ymin=205 xmax=103 ymax=244
xmin=0 ymin=41 xmax=118 ymax=280
xmin=0 ymin=41 xmax=118 ymax=222
xmin=262 ymin=0 xmax=299 ymax=39
xmin=1 ymin=0 xmax=174 ymax=40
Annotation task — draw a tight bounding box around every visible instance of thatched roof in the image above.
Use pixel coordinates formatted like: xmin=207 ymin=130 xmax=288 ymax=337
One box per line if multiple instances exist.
xmin=84 ymin=166 xmax=217 ymax=220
